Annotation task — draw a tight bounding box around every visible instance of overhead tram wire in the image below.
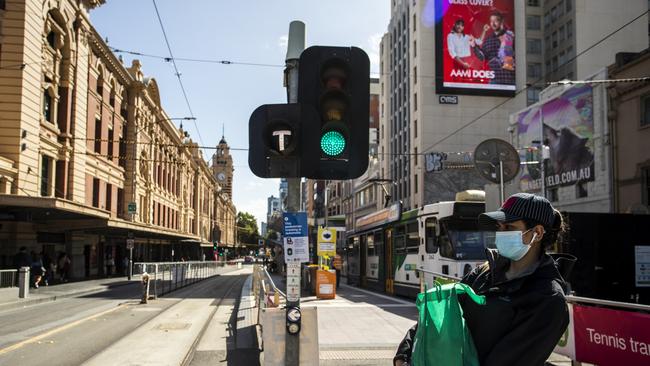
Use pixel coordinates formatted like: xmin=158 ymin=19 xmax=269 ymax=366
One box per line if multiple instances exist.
xmin=151 ymin=0 xmax=203 ymax=147
xmin=380 ymin=9 xmax=650 ymax=184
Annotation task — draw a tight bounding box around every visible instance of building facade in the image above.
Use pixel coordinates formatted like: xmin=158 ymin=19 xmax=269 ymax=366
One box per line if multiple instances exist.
xmin=608 ymin=50 xmax=650 ymax=214
xmin=211 ymin=136 xmax=234 ymax=200
xmin=0 ymin=0 xmax=235 ymax=275
xmin=378 ymin=0 xmax=648 ymax=211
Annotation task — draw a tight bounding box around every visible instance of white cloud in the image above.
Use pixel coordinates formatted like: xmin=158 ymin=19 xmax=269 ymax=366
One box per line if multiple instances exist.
xmin=278 ymin=35 xmax=288 ymax=50
xmin=367 ymin=33 xmax=383 ymax=75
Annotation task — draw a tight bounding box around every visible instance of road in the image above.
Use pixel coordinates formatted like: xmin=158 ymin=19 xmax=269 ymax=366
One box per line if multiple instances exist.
xmin=0 ymin=267 xmax=253 ymax=366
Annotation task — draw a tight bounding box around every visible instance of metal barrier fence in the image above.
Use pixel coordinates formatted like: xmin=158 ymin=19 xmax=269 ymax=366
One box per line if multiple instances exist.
xmin=252 ymin=265 xmax=286 ymax=321
xmin=134 ymin=261 xmax=236 ymax=298
xmin=0 ymin=269 xmax=17 ymax=288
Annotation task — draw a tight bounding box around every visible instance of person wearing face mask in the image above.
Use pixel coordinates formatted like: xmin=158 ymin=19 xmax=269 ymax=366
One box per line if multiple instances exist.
xmin=394 ymin=193 xmax=575 ymax=366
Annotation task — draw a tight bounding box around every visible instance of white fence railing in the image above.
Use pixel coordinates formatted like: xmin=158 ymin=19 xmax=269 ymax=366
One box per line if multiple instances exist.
xmin=0 ymin=269 xmax=17 ymax=288
xmin=134 ymin=261 xmax=237 ymax=298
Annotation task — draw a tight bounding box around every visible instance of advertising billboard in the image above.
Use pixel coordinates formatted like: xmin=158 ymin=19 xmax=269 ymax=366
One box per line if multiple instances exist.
xmin=516 ymin=85 xmax=595 ymax=192
xmin=435 ymin=0 xmax=516 ymax=96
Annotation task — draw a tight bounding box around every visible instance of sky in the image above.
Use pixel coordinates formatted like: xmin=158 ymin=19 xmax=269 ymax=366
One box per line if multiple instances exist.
xmin=90 ymin=0 xmax=390 ymax=231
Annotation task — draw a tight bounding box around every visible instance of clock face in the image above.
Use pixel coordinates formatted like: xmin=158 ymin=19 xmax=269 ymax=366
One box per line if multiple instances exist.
xmin=217 ymin=173 xmax=226 ymax=181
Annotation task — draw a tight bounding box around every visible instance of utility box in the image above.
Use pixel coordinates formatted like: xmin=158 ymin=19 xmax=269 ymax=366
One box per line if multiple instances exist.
xmin=316 ymin=269 xmax=336 ymax=299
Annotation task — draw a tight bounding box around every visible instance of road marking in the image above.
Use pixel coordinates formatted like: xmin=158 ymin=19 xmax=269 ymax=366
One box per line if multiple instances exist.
xmin=0 ymin=304 xmax=125 ymax=355
xmin=339 ymin=284 xmax=414 ymax=305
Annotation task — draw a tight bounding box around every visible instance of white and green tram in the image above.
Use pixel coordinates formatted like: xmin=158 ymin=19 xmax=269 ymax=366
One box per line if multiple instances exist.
xmin=346 ymin=191 xmax=489 ymax=298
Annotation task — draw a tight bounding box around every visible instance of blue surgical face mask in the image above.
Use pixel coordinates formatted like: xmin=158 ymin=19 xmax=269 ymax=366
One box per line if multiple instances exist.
xmin=495 ymin=229 xmax=537 ymax=261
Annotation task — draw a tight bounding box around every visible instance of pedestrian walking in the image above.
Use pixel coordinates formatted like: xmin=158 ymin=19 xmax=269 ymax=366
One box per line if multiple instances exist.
xmin=58 ymin=252 xmax=71 ymax=282
xmin=42 ymin=253 xmax=54 ymax=286
xmin=394 ymin=193 xmax=575 ymax=366
xmin=31 ymin=254 xmax=45 ymax=289
xmin=332 ymin=254 xmax=343 ymax=289
xmin=13 ymin=246 xmax=32 ymax=271
xmin=105 ymin=254 xmax=115 ymax=277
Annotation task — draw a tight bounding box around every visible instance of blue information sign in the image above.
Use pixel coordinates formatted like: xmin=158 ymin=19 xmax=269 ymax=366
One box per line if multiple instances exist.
xmin=282 ymin=212 xmax=309 ymax=263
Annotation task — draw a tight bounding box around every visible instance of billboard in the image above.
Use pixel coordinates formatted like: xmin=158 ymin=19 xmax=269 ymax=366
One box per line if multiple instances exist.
xmin=516 ymin=85 xmax=595 ymax=192
xmin=435 ymin=0 xmax=516 ymax=96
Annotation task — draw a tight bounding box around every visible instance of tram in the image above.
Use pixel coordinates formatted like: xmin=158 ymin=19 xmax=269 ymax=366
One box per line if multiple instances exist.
xmin=346 ymin=190 xmax=489 ymax=298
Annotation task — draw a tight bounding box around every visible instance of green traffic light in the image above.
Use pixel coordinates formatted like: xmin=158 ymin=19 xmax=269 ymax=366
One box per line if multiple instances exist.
xmin=321 ymin=131 xmax=346 ymax=156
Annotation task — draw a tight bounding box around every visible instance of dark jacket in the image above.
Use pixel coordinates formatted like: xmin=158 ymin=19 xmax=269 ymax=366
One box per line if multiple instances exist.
xmin=394 ymin=249 xmax=570 ymax=366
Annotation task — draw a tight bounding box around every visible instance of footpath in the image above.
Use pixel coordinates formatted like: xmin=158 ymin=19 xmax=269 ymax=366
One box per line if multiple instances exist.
xmin=0 ymin=276 xmax=138 ymax=313
xmin=266 ymin=272 xmax=577 ymax=366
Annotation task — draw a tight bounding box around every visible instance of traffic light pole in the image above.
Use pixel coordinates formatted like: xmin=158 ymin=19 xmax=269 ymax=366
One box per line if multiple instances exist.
xmin=284 ymin=20 xmax=304 ymax=366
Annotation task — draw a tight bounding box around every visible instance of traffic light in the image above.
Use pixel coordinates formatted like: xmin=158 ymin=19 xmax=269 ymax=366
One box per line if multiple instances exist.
xmin=298 ymin=46 xmax=370 ymax=179
xmin=248 ymin=104 xmax=318 ymax=178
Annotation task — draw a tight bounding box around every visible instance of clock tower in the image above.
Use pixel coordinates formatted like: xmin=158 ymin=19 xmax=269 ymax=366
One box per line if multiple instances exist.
xmin=212 ymin=135 xmax=234 ymax=199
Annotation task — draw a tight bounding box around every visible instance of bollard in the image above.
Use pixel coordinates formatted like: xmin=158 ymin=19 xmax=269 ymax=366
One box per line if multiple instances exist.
xmin=141 ymin=272 xmax=150 ymax=304
xmin=18 ymin=266 xmax=30 ymax=298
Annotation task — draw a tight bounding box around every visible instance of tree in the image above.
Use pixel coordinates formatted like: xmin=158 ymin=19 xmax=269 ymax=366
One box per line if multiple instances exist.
xmin=236 ymin=211 xmax=259 ymax=245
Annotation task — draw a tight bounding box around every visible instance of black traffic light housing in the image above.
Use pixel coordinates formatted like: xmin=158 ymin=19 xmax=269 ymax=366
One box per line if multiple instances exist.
xmin=248 ymin=104 xmax=318 ymax=178
xmin=298 ymin=46 xmax=370 ymax=180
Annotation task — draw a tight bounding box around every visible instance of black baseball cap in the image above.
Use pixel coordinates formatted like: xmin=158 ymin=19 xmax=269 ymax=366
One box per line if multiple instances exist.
xmin=478 ymin=193 xmax=555 ymax=230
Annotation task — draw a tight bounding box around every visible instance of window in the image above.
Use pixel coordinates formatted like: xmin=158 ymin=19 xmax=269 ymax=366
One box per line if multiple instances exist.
xmin=527 ymin=39 xmax=542 ymax=54
xmin=559 ymin=51 xmax=566 ymax=66
xmin=576 ymin=181 xmax=588 ymax=198
xmin=527 ymin=63 xmax=542 ymax=78
xmin=413 ymin=13 xmax=416 ymax=32
xmin=106 ymin=183 xmax=112 ymax=211
xmin=413 ymin=66 xmax=417 ymax=84
xmin=47 ymin=31 xmax=56 ymax=49
xmin=559 ymin=26 xmax=566 ymax=41
xmin=527 ymin=88 xmax=541 ymax=105
xmin=94 ymin=118 xmax=101 ymax=153
xmin=552 ymin=31 xmax=558 ymax=48
xmin=528 ymin=0 xmax=540 ymax=6
xmin=544 ymin=12 xmax=551 ymax=27
xmin=641 ymin=94 xmax=650 ymax=127
xmin=567 ymin=20 xmax=573 ymax=38
xmin=413 ymin=40 xmax=417 ymax=58
xmin=107 ymin=127 xmax=114 ymax=158
xmin=414 ymin=119 xmax=417 ymax=138
xmin=96 ymin=76 xmax=103 ymax=98
xmin=527 ymin=15 xmax=541 ymax=30
xmin=552 ymin=56 xmax=558 ymax=71
xmin=414 ymin=174 xmax=418 ymax=193
xmin=43 ymin=90 xmax=53 ymax=123
xmin=414 ymin=147 xmax=418 ymax=166
xmin=425 ymin=218 xmax=439 ymax=253
xmin=406 ymin=222 xmax=419 ymax=253
xmin=40 ymin=155 xmax=51 ymax=197
xmin=414 ymin=92 xmax=417 ymax=111
xmin=92 ymin=178 xmax=100 ymax=207
xmin=565 ymin=0 xmax=572 ymax=12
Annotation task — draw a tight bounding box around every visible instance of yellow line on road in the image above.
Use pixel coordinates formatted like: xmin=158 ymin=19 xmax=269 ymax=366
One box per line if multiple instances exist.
xmin=0 ymin=305 xmax=126 ymax=355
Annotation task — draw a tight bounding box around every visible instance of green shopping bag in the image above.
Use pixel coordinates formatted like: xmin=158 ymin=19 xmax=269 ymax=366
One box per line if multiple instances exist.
xmin=411 ymin=282 xmax=486 ymax=366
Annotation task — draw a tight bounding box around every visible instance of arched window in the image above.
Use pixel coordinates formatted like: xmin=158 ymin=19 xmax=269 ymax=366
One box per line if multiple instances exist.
xmin=43 ymin=89 xmax=53 ymax=123
xmin=96 ymin=70 xmax=104 ymax=98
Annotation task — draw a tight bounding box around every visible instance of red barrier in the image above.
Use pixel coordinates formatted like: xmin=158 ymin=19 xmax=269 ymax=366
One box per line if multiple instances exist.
xmin=573 ymin=304 xmax=650 ymax=366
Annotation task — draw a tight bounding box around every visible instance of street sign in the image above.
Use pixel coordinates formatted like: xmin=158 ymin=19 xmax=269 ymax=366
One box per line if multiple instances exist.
xmin=126 ymin=238 xmax=134 ymax=250
xmin=283 ymin=212 xmax=309 ymax=263
xmin=317 ymin=227 xmax=337 ymax=257
xmin=286 ymin=262 xmax=301 ymax=302
xmin=128 ymin=202 xmax=137 ymax=214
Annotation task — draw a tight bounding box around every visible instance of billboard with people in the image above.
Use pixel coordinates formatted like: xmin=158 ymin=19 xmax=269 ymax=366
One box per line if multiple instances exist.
xmin=516 ymin=85 xmax=595 ymax=192
xmin=435 ymin=0 xmax=516 ymax=96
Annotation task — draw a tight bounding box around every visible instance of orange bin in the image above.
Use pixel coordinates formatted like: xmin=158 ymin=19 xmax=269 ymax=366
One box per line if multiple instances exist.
xmin=315 ymin=269 xmax=337 ymax=299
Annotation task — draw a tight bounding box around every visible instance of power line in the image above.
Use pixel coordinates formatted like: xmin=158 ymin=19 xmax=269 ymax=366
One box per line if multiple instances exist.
xmin=151 ymin=0 xmax=204 ymax=147
xmin=108 ymin=46 xmax=285 ymax=68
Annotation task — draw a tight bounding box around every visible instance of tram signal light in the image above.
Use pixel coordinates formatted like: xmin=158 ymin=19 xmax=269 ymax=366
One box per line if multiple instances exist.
xmin=298 ymin=46 xmax=370 ymax=179
xmin=248 ymin=104 xmax=318 ymax=178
